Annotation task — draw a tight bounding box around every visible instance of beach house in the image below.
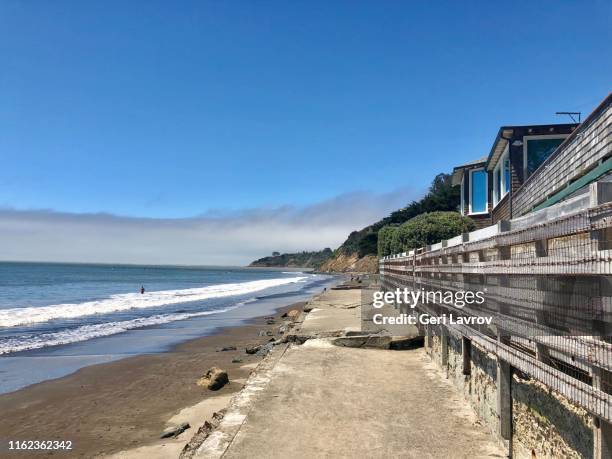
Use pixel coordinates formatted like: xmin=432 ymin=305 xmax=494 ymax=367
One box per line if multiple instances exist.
xmin=451 ymin=123 xmax=578 ymax=227
xmin=452 ymin=92 xmax=611 ymax=226
xmin=381 ymin=92 xmax=612 ymax=458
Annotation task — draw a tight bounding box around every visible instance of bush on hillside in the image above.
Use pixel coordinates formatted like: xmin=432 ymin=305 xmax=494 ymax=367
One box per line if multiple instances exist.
xmin=376 ymin=225 xmax=397 ymax=258
xmin=377 ymin=211 xmax=474 ymax=257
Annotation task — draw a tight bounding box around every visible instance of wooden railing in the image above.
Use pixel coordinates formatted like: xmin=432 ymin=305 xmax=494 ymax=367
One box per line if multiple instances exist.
xmin=380 ymin=182 xmax=612 ymax=422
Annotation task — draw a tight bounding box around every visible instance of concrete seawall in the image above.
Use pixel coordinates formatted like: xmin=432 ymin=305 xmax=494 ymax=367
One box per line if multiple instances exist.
xmin=427 ymin=333 xmax=594 ymax=458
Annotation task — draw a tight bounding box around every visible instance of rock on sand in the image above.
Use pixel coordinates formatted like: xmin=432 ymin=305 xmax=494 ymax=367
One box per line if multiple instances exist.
xmin=197 ymin=367 xmax=229 ymax=391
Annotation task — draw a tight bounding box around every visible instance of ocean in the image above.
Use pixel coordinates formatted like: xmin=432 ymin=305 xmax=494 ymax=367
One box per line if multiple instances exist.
xmin=0 ymin=262 xmax=337 ymax=393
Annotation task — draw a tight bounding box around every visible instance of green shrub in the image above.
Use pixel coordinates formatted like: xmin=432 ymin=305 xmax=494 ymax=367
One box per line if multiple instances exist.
xmin=377 ymin=211 xmax=474 ymax=257
xmin=377 ymin=225 xmax=397 ymax=257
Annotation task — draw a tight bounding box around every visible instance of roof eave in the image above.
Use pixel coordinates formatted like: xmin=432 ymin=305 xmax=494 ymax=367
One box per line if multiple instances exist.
xmin=485 ymin=127 xmax=513 ymax=171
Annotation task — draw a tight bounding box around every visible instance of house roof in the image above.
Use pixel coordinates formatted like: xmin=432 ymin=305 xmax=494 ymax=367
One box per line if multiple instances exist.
xmin=484 ymin=123 xmax=578 ymax=171
xmin=451 ymin=156 xmax=487 ymax=185
xmin=449 ymin=92 xmax=612 ymax=189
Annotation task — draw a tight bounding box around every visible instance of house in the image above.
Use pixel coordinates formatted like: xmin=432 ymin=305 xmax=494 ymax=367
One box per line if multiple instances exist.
xmin=452 ymin=92 xmax=612 ymax=226
xmin=452 ymin=123 xmax=577 ymax=228
xmin=483 ymin=122 xmax=577 ymax=222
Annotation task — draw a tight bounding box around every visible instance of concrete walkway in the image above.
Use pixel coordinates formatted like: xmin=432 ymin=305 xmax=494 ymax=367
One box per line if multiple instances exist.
xmin=298 ymin=287 xmax=362 ymax=336
xmin=194 ymin=288 xmax=504 ymax=459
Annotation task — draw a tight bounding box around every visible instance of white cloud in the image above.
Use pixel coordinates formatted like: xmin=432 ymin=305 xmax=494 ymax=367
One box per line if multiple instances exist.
xmin=0 ymin=187 xmax=418 ymax=266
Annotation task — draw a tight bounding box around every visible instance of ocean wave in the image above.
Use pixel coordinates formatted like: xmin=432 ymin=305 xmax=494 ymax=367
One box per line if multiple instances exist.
xmin=0 ymin=276 xmax=308 ymax=327
xmin=0 ymin=305 xmax=243 ymax=355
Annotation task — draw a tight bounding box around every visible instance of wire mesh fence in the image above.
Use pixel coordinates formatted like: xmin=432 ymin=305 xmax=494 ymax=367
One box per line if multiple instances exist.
xmin=379 ymin=200 xmax=612 ymax=422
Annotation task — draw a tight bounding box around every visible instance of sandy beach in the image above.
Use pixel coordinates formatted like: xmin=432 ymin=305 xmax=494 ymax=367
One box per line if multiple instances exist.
xmin=0 ymin=301 xmax=308 ymax=458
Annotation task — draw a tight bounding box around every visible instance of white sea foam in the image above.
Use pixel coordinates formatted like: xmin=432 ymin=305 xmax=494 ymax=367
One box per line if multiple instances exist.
xmin=0 ymin=305 xmax=242 ymax=354
xmin=0 ymin=276 xmax=308 ymax=328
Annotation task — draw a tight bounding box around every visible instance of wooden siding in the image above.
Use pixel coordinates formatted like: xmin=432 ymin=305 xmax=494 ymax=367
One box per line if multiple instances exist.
xmin=491 ymin=193 xmax=510 ymax=222
xmin=468 ymin=213 xmax=492 ymax=229
xmin=513 ymin=95 xmax=612 ymax=217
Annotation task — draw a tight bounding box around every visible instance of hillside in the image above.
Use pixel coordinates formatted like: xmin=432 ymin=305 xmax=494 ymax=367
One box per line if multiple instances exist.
xmin=318 ymin=253 xmax=379 ymax=273
xmin=318 ymin=173 xmax=460 ymax=273
xmin=248 ymin=173 xmax=460 ymax=273
xmin=249 ymin=248 xmax=333 ymax=269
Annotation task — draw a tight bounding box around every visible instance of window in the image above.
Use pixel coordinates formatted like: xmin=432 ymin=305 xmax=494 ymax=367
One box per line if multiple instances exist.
xmin=504 ymin=158 xmax=510 ymax=194
xmin=494 ymin=167 xmax=501 ymax=204
xmin=523 ymin=135 xmax=567 ymax=178
xmin=460 ymin=175 xmax=465 ymax=215
xmin=469 ymin=168 xmax=487 ymax=214
xmin=493 ymin=147 xmax=510 ymax=206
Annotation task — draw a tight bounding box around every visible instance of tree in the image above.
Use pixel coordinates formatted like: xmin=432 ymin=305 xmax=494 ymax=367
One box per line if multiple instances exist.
xmin=377 ymin=211 xmax=474 ymax=257
xmin=339 ymin=173 xmax=462 ymax=257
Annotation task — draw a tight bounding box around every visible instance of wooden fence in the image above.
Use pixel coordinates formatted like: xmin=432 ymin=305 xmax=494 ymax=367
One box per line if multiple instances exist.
xmin=379 ymin=182 xmax=612 ymax=423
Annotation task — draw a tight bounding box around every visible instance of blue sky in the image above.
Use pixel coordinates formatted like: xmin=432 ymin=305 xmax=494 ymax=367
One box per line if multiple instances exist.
xmin=0 ymin=1 xmax=611 ymax=263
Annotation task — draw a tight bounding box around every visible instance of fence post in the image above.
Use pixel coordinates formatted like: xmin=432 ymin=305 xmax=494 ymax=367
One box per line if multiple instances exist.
xmin=589 ymin=181 xmax=612 ymax=207
xmin=592 ymin=367 xmax=612 ymax=459
xmin=461 ymin=337 xmax=471 ymax=376
xmin=440 ymin=326 xmax=448 ymax=372
xmin=590 ymin=181 xmax=612 ymax=458
xmin=497 ymin=359 xmax=513 ymax=447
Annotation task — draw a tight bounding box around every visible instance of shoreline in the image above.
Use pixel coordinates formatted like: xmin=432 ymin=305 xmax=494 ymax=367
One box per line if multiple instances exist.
xmin=0 ymin=272 xmax=337 ymax=394
xmin=0 ymin=295 xmax=325 ymax=458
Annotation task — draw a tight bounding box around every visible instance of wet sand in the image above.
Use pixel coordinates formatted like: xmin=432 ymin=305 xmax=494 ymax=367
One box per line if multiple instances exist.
xmin=0 ymin=302 xmax=305 ymax=458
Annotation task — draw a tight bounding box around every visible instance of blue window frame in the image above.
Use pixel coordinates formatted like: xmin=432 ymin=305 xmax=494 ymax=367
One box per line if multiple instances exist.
xmin=493 ymin=148 xmax=511 ymax=207
xmin=503 ymin=158 xmax=510 ymax=193
xmin=460 ymin=175 xmax=465 ymax=215
xmin=469 ymin=168 xmax=487 ymax=214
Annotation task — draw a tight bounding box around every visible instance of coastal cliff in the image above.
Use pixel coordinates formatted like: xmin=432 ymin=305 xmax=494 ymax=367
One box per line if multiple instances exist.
xmin=249 ymin=249 xmax=377 ymax=274
xmin=318 ymin=173 xmax=459 ymax=274
xmin=249 ymin=249 xmax=333 ymax=269
xmin=318 ymin=253 xmax=378 ymax=273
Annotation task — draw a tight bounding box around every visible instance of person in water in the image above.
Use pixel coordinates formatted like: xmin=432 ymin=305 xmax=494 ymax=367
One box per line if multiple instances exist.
xmin=140 ymin=285 xmax=145 ymax=294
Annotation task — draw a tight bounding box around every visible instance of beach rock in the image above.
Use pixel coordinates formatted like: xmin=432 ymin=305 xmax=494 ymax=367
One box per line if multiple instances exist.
xmin=231 ymin=358 xmax=243 ymax=363
xmin=286 ymin=309 xmax=300 ymax=320
xmin=303 ymin=306 xmax=313 ymax=313
xmin=266 ymin=318 xmax=276 ymax=325
xmin=258 ymin=330 xmax=267 ymax=337
xmin=217 ymin=345 xmax=237 ymax=352
xmin=279 ymin=325 xmax=288 ymax=334
xmin=197 ymin=367 xmax=229 ymax=391
xmin=255 ymin=342 xmax=275 ymax=357
xmin=245 ymin=344 xmax=261 ymax=354
xmin=160 ymin=422 xmax=190 ymax=439
xmin=266 ymin=330 xmax=273 ymax=336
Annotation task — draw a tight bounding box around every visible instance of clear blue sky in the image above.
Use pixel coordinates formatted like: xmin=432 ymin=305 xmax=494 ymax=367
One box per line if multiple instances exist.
xmin=1 ymin=0 xmax=610 ymax=218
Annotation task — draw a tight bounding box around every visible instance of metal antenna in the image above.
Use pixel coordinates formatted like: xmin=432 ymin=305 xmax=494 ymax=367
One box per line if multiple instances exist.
xmin=555 ymin=111 xmax=581 ymax=123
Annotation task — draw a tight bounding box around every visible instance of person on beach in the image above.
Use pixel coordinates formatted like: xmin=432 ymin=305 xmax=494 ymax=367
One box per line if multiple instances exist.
xmin=140 ymin=285 xmax=145 ymax=294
